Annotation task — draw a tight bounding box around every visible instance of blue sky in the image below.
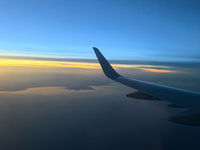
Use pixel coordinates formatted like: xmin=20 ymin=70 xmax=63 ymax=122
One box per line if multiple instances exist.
xmin=0 ymin=0 xmax=200 ymax=61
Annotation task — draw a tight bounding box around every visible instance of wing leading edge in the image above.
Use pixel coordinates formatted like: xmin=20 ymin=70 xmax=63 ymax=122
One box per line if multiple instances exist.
xmin=93 ymin=47 xmax=200 ymax=126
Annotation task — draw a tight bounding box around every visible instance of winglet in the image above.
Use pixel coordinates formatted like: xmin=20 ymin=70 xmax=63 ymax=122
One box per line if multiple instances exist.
xmin=93 ymin=47 xmax=121 ymax=80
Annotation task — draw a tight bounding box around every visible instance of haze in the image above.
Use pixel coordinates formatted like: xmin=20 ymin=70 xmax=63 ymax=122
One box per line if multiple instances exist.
xmin=0 ymin=0 xmax=200 ymax=149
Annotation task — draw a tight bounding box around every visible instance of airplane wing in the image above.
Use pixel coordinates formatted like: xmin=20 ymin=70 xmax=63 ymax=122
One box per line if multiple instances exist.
xmin=93 ymin=47 xmax=200 ymax=126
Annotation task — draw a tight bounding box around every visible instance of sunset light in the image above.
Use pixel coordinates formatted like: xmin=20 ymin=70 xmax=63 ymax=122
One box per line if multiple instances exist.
xmin=0 ymin=58 xmax=99 ymax=69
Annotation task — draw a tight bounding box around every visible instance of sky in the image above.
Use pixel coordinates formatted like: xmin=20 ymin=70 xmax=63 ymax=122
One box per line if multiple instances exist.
xmin=0 ymin=1 xmax=200 ymax=149
xmin=0 ymin=0 xmax=200 ymax=61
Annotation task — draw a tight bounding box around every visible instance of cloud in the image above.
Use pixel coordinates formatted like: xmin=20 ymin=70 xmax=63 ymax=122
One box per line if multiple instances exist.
xmin=1 ymin=55 xmax=200 ymax=70
xmin=110 ymin=60 xmax=200 ymax=70
xmin=0 ymin=58 xmax=99 ymax=69
xmin=140 ymin=68 xmax=177 ymax=73
xmin=65 ymin=86 xmax=95 ymax=91
xmin=1 ymin=55 xmax=200 ymax=75
xmin=0 ymin=71 xmax=112 ymax=92
xmin=0 ymin=56 xmax=199 ymax=92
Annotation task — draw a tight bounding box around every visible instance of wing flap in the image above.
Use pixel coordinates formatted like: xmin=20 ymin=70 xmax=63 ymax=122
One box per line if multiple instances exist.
xmin=168 ymin=110 xmax=200 ymax=126
xmin=168 ymin=104 xmax=182 ymax=108
xmin=126 ymin=91 xmax=162 ymax=101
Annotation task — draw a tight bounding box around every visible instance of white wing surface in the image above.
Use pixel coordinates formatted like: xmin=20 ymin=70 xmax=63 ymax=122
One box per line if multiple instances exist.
xmin=93 ymin=47 xmax=200 ymax=126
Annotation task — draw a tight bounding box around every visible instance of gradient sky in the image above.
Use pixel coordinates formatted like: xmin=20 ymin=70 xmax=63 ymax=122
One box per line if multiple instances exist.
xmin=0 ymin=0 xmax=200 ymax=61
xmin=1 ymin=1 xmax=200 ymax=149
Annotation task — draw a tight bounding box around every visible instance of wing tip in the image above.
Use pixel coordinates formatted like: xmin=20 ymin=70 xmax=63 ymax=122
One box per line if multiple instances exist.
xmin=93 ymin=47 xmax=99 ymax=54
xmin=93 ymin=47 xmax=121 ymax=80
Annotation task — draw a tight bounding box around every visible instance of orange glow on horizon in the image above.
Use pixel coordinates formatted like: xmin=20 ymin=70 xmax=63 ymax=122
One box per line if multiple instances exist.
xmin=0 ymin=58 xmax=177 ymax=73
xmin=141 ymin=68 xmax=176 ymax=73
xmin=0 ymin=58 xmax=100 ymax=69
